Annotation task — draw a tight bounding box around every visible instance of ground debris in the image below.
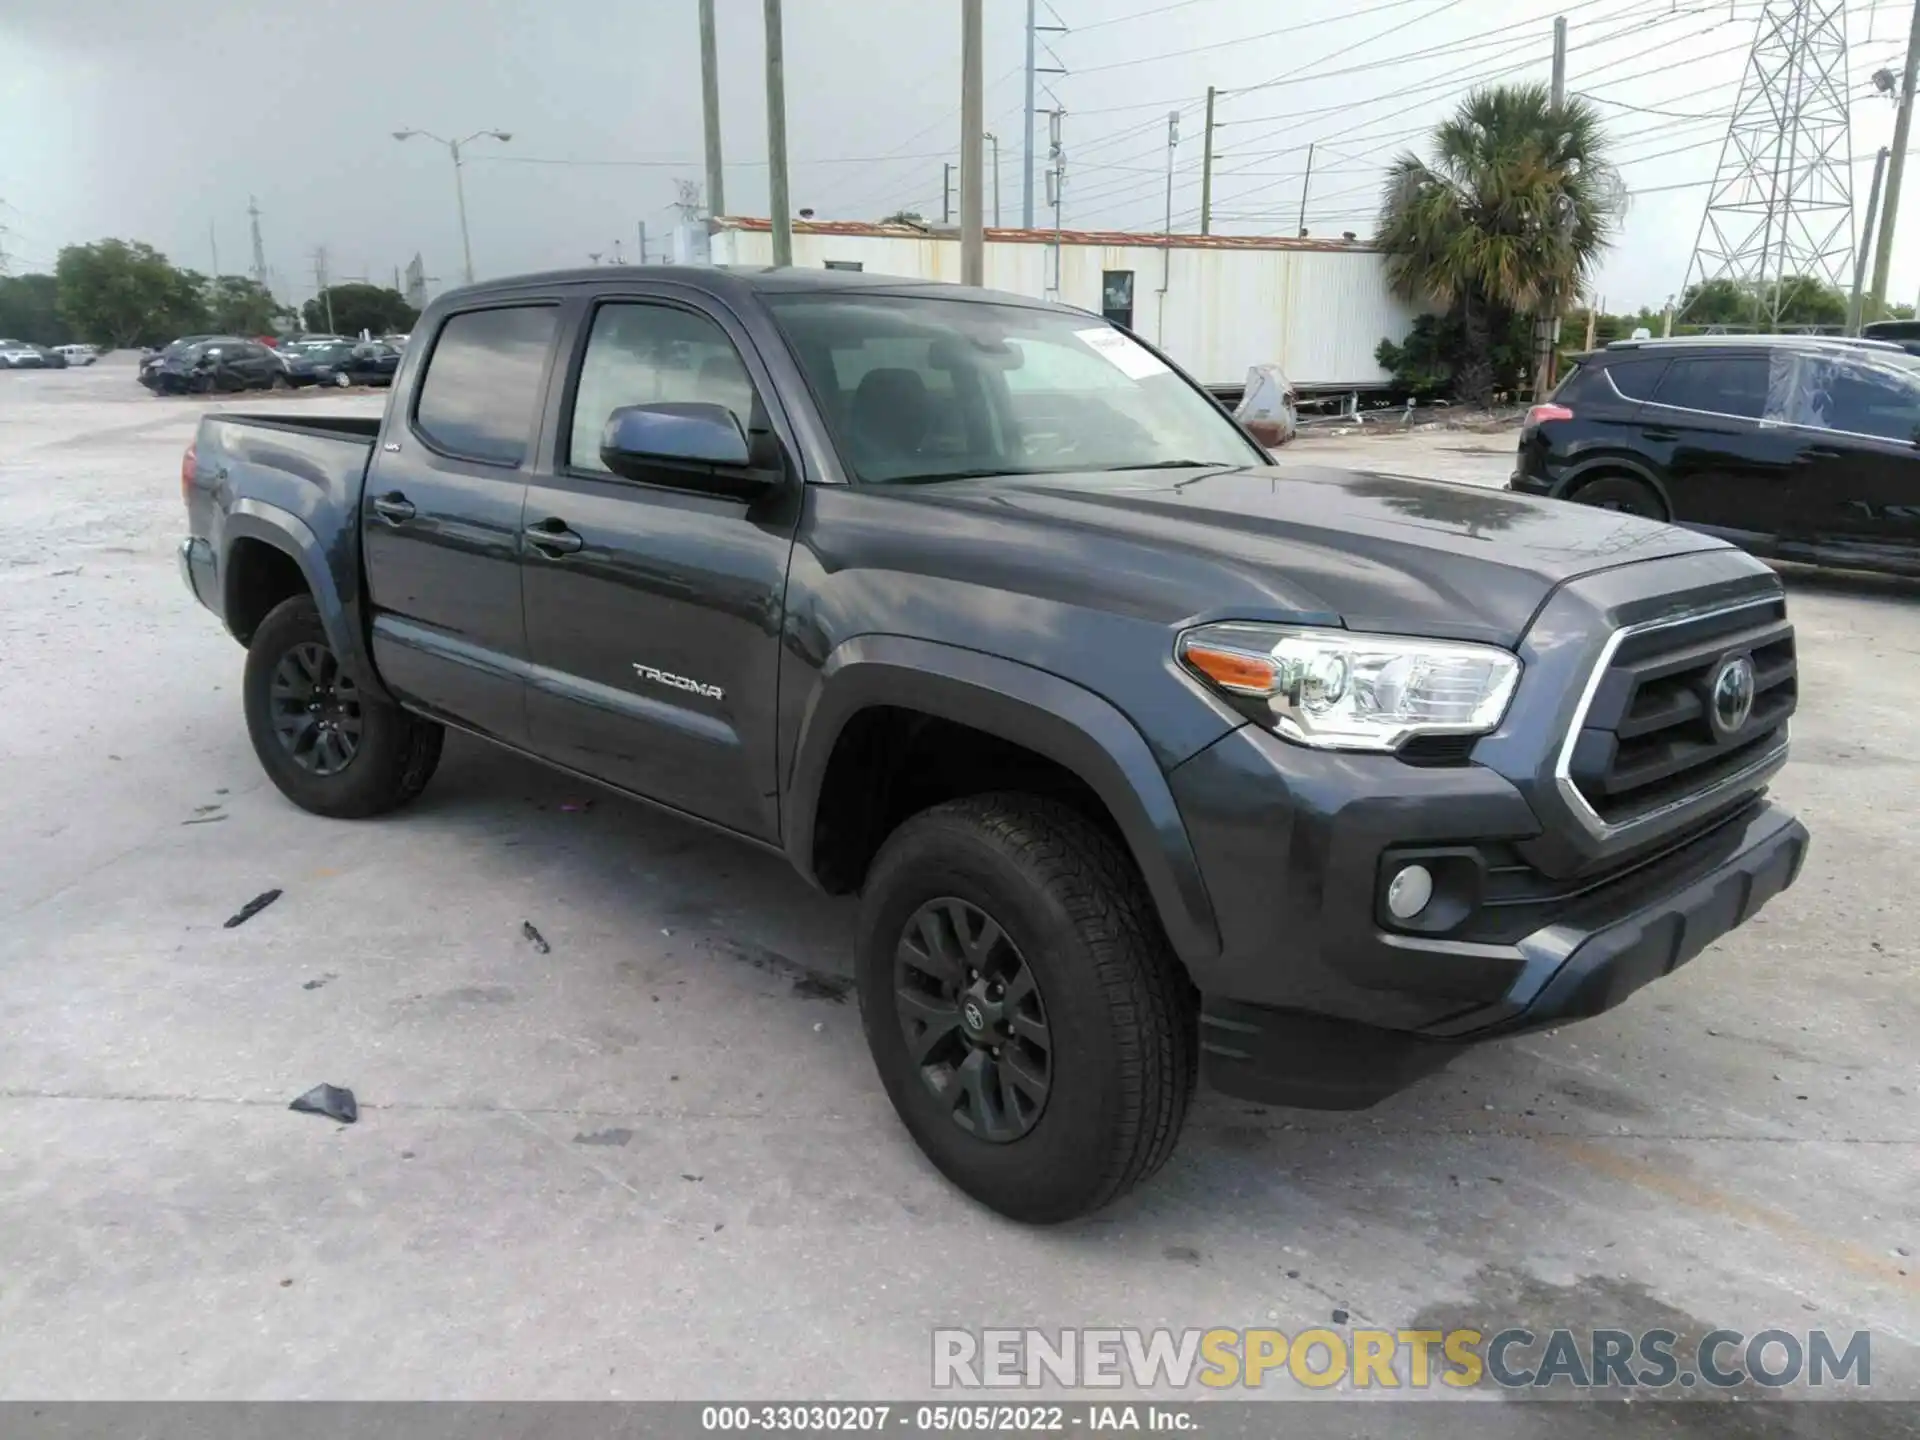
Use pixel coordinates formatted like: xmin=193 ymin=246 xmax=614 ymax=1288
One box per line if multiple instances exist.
xmin=522 ymin=921 xmax=551 ymax=954
xmin=223 ymin=889 xmax=282 ymax=928
xmin=289 ymin=1083 xmax=358 ymax=1124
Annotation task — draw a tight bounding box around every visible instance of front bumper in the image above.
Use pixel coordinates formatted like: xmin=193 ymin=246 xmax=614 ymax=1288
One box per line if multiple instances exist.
xmin=1195 ymin=798 xmax=1807 ymax=1108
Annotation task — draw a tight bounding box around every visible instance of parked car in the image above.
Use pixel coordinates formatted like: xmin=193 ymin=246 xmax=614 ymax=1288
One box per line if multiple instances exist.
xmin=140 ymin=335 xmax=228 ymax=386
xmin=342 ymin=340 xmax=400 ymax=386
xmin=1861 ymin=318 xmax=1920 ymax=355
xmin=179 ymin=266 xmax=1807 ymax=1222
xmin=1511 ymin=334 xmax=1920 ymax=577
xmin=0 ymin=338 xmax=46 ymax=368
xmin=142 ymin=338 xmax=288 ymax=395
xmin=53 ymin=344 xmax=98 ymax=366
xmin=31 ymin=344 xmax=68 ymax=369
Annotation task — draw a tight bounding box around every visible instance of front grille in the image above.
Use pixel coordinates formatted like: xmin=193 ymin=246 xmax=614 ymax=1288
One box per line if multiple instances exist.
xmin=1563 ymin=597 xmax=1796 ymax=829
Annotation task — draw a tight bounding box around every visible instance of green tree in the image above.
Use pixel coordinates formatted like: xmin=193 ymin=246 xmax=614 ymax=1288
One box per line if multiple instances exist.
xmin=54 ymin=239 xmax=209 ymax=347
xmin=1677 ymin=274 xmax=1847 ymax=331
xmin=879 ymin=210 xmax=926 ymax=225
xmin=205 ymin=275 xmax=294 ymax=336
xmin=1377 ymin=84 xmax=1620 ymax=405
xmin=1377 ymin=308 xmax=1533 ymax=400
xmin=0 ymin=273 xmax=70 ymax=345
xmin=302 ymin=283 xmax=418 ymax=337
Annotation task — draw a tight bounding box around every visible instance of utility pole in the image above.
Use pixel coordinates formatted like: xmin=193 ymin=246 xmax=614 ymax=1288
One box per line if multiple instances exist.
xmin=1585 ymin=296 xmax=1600 ymax=350
xmin=1158 ymin=110 xmax=1180 ymax=343
xmin=1851 ymin=146 xmax=1891 ymax=332
xmin=1550 ymin=16 xmax=1567 ymax=107
xmin=1044 ymin=108 xmax=1066 ymax=298
xmin=1022 ymin=0 xmax=1068 ymax=229
xmin=944 ymin=163 xmax=954 ymax=225
xmin=960 ymin=0 xmax=985 ymax=285
xmin=1024 ymin=0 xmax=1037 ymax=230
xmin=1534 ymin=16 xmax=1569 ymax=400
xmin=1869 ymin=0 xmax=1920 ymax=320
xmin=210 ymin=222 xmax=221 ymax=280
xmin=1200 ymin=86 xmax=1217 ymax=235
xmin=248 ymin=195 xmax=268 ymax=288
xmin=699 ymin=0 xmax=727 ymax=221
xmin=393 ymin=264 xmax=402 ymax=294
xmin=764 ymin=0 xmax=792 ymax=266
xmin=638 ymin=220 xmax=648 ymax=264
xmin=1297 ymin=142 xmax=1315 ymax=236
xmin=985 ymin=133 xmax=1002 ymax=228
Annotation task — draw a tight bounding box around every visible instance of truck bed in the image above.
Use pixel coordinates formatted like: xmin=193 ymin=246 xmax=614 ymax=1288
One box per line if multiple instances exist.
xmin=184 ymin=410 xmax=381 ymax=670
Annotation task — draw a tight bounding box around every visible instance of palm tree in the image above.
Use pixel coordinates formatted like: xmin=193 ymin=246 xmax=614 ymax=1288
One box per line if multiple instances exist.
xmin=1377 ymin=83 xmax=1621 ymax=405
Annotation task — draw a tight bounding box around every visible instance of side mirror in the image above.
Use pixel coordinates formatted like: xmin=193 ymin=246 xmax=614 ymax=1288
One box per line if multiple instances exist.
xmin=601 ymin=402 xmax=756 ymax=481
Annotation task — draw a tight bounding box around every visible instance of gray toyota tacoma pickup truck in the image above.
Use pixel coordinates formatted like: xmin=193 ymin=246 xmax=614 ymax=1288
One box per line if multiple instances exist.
xmin=178 ymin=266 xmax=1808 ymax=1222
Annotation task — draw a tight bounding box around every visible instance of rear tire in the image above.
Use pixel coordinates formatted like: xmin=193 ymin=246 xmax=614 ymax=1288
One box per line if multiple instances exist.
xmin=242 ymin=596 xmax=444 ymax=819
xmin=855 ymin=794 xmax=1196 ymax=1223
xmin=1570 ymin=472 xmax=1665 ymax=519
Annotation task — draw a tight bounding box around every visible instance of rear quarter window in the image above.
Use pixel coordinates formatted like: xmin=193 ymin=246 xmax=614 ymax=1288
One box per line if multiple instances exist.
xmin=1603 ymin=359 xmax=1666 ymax=401
xmin=413 ymin=305 xmax=558 ymax=465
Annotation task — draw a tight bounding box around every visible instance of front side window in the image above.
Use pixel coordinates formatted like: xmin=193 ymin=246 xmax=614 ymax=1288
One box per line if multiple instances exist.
xmin=566 ymin=302 xmax=759 ymax=473
xmin=413 ymin=305 xmax=557 ymax=465
xmin=767 ymin=293 xmax=1263 ymax=484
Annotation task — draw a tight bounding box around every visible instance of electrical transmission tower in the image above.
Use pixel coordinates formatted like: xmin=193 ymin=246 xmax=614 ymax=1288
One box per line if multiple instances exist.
xmin=1677 ymin=0 xmax=1854 ymax=330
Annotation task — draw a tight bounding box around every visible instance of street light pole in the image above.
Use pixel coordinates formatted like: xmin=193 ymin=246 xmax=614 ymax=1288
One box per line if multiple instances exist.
xmin=960 ymin=0 xmax=985 ymax=286
xmin=985 ymin=132 xmax=1002 ymax=228
xmin=394 ymin=127 xmax=512 ymax=286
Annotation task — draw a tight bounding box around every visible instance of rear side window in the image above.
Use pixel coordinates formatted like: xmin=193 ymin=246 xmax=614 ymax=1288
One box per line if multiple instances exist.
xmin=414 ymin=306 xmax=557 ymax=465
xmin=1650 ymin=356 xmax=1768 ymax=419
xmin=1818 ymin=363 xmax=1920 ymax=442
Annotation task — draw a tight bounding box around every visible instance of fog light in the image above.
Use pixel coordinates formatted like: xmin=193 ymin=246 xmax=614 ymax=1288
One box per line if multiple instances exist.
xmin=1386 ymin=864 xmax=1433 ymax=921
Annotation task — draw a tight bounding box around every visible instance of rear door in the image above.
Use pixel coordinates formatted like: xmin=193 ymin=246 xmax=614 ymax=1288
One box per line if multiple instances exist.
xmin=361 ymin=301 xmax=562 ymax=745
xmin=1777 ymin=351 xmax=1920 ymax=562
xmin=519 ymin=289 xmax=802 ymax=840
xmin=1638 ymin=354 xmax=1795 ymax=541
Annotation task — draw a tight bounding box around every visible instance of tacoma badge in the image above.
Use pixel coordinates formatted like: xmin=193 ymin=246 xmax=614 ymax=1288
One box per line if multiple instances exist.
xmin=632 ymin=663 xmax=724 ymax=702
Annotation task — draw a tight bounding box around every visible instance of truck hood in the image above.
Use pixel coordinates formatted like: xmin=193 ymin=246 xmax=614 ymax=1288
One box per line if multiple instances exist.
xmin=906 ymin=463 xmax=1732 ymax=646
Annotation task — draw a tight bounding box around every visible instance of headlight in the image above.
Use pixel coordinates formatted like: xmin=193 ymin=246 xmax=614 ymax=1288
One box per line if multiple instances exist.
xmin=1176 ymin=623 xmax=1521 ymax=752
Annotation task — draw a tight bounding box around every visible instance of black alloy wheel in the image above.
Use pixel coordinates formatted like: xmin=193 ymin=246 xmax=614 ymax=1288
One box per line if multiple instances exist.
xmin=268 ymin=641 xmax=363 ymax=776
xmin=894 ymin=896 xmax=1053 ymax=1143
xmin=1572 ymin=473 xmax=1664 ymax=520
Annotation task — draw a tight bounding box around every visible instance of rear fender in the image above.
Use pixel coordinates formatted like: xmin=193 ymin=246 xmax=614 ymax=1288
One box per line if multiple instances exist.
xmin=221 ymin=501 xmax=388 ymax=701
xmin=784 ymin=634 xmax=1222 ymax=967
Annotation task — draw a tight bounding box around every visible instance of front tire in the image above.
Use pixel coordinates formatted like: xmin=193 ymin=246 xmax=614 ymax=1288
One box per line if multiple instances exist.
xmin=1570 ymin=472 xmax=1665 ymax=519
xmin=856 ymin=794 xmax=1196 ymax=1223
xmin=243 ymin=596 xmax=444 ymax=818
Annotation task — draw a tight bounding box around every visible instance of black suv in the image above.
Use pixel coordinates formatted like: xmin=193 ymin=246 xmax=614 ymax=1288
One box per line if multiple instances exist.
xmin=1510 ymin=335 xmax=1920 ymax=577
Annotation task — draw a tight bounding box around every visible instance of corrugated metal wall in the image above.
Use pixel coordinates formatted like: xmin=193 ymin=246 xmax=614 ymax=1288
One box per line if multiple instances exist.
xmin=709 ymin=228 xmax=1419 ymax=388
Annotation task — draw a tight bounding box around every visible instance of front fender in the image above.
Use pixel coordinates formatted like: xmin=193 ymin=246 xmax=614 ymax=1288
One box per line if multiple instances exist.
xmin=221 ymin=501 xmax=388 ymax=701
xmin=784 ymin=634 xmax=1222 ymax=967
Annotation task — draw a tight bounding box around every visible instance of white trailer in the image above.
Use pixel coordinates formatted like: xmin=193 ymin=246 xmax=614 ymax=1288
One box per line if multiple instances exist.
xmin=707 ymin=218 xmax=1420 ymax=392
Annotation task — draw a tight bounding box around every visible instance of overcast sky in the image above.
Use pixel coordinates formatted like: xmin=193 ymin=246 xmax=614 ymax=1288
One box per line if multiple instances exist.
xmin=2 ymin=0 xmax=1914 ymax=313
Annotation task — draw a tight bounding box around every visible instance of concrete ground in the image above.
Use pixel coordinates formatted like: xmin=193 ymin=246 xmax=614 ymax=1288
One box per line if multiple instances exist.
xmin=0 ymin=359 xmax=1914 ymax=1413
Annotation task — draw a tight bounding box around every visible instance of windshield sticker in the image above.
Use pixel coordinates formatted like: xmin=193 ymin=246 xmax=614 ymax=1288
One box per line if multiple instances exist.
xmin=1075 ymin=327 xmax=1169 ymax=380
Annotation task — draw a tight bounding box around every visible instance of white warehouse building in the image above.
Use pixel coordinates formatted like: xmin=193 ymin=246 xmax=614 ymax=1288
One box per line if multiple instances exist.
xmin=705 ymin=217 xmax=1421 ymax=393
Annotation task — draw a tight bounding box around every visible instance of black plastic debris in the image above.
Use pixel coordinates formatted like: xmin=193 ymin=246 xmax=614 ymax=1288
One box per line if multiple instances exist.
xmin=521 ymin=921 xmax=550 ymax=954
xmin=224 ymin=889 xmax=282 ymax=928
xmin=289 ymin=1083 xmax=357 ymax=1124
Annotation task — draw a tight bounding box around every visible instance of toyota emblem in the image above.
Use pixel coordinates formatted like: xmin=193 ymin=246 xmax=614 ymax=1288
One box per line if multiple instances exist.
xmin=962 ymin=1000 xmax=985 ymax=1032
xmin=1709 ymin=653 xmax=1756 ymax=737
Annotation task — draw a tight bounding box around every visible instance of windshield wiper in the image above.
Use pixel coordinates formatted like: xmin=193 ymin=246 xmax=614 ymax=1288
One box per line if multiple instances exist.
xmin=1097 ymin=459 xmax=1246 ymax=471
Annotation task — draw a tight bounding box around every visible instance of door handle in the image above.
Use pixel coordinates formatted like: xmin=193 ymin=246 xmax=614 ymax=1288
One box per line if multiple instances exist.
xmin=1640 ymin=426 xmax=1679 ymax=441
xmin=372 ymin=493 xmax=416 ymax=524
xmin=524 ymin=520 xmax=584 ymax=555
xmin=1800 ymin=445 xmax=1844 ymax=460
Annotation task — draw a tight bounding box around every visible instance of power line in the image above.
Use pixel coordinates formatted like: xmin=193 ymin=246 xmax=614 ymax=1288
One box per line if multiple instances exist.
xmin=1070 ymin=0 xmax=1438 ymax=76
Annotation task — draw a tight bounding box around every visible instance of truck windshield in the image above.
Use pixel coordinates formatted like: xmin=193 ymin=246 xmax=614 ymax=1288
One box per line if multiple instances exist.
xmin=765 ymin=292 xmax=1265 ymax=484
